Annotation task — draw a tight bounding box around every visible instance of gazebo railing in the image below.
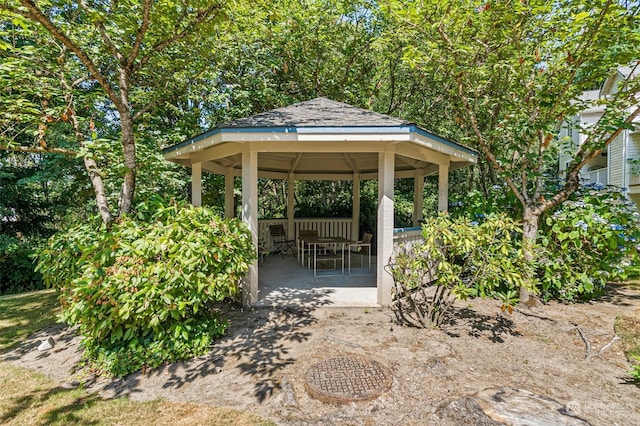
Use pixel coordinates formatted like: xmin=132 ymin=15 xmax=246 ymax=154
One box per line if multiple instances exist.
xmin=258 ymin=218 xmax=353 ymax=251
xmin=258 ymin=221 xmax=425 ymax=255
xmin=392 ymin=226 xmax=424 ymax=255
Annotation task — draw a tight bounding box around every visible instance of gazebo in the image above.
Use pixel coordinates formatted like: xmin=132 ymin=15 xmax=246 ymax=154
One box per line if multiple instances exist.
xmin=163 ymin=98 xmax=477 ymax=306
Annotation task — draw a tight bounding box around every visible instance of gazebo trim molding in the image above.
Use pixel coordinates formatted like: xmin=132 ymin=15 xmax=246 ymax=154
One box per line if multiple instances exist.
xmin=164 ymin=124 xmax=477 ymax=158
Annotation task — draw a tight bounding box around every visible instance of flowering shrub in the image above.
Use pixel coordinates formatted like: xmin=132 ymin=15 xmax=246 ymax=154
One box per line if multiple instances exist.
xmin=37 ymin=197 xmax=255 ymax=376
xmin=450 ymin=183 xmax=640 ymax=301
xmin=538 ymin=185 xmax=640 ymax=300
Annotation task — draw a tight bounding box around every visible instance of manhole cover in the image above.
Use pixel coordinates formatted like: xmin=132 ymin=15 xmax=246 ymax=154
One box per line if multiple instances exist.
xmin=304 ymin=356 xmax=392 ymax=403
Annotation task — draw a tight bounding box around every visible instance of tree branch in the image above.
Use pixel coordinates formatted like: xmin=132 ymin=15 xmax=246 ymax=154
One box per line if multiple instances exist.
xmin=13 ymin=0 xmax=122 ymax=110
xmin=132 ymin=2 xmax=224 ymax=73
xmin=548 ymin=103 xmax=640 ymax=211
xmin=538 ymin=1 xmax=612 ymax=126
xmin=0 ymin=144 xmax=76 ymax=156
xmin=58 ymin=69 xmax=115 ymax=225
xmin=127 ymin=0 xmax=152 ymax=71
xmin=78 ymin=0 xmax=125 ymax=66
xmin=455 ymin=73 xmax=524 ymax=207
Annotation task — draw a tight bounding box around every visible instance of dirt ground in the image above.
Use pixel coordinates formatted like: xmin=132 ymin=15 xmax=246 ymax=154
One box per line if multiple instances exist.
xmin=4 ymin=284 xmax=640 ymax=425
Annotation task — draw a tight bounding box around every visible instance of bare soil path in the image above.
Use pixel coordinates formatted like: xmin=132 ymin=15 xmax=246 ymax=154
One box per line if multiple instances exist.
xmin=4 ymin=284 xmax=640 ymax=425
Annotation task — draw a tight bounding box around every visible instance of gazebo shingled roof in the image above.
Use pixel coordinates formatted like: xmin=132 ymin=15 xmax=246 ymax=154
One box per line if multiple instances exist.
xmin=164 ymin=97 xmax=477 ymax=177
xmin=218 ymin=97 xmax=411 ymax=127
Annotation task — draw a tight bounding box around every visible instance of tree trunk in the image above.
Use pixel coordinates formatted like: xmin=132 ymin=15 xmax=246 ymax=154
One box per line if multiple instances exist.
xmin=116 ymin=66 xmax=136 ymax=215
xmin=521 ymin=205 xmax=541 ymax=306
xmin=68 ymin=109 xmax=114 ymax=225
xmin=119 ymin=115 xmax=136 ymax=215
xmin=83 ymin=156 xmax=114 ymax=225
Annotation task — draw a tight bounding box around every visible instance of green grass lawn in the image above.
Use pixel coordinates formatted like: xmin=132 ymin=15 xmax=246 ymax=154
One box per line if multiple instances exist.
xmin=0 ymin=290 xmax=274 ymax=425
xmin=0 ymin=289 xmax=59 ymax=353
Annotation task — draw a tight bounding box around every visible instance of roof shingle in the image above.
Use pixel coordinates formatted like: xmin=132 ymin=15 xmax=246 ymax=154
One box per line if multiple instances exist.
xmin=219 ymin=97 xmax=412 ymax=128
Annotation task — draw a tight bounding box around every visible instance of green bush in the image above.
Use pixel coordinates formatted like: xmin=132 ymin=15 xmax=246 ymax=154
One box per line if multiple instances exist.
xmin=449 ymin=184 xmax=522 ymax=220
xmin=388 ymin=213 xmax=533 ymax=328
xmin=538 ymin=185 xmax=640 ymax=301
xmin=37 ymin=197 xmax=255 ymax=376
xmin=450 ymin=183 xmax=640 ymax=301
xmin=0 ymin=235 xmax=43 ymax=295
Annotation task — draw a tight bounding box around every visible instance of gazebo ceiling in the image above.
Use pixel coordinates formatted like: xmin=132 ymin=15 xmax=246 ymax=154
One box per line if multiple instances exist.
xmin=163 ymin=98 xmax=477 ymax=179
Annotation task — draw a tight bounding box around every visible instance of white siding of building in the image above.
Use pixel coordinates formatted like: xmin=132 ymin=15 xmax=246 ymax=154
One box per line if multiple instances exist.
xmin=608 ymin=133 xmax=625 ymax=187
xmin=629 ymin=134 xmax=640 ymax=158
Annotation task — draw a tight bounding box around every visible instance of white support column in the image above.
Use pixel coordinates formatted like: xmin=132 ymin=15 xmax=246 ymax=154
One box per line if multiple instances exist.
xmin=242 ymin=149 xmax=259 ymax=306
xmin=225 ymin=167 xmax=235 ymax=218
xmin=438 ymin=161 xmax=450 ymax=212
xmin=377 ymin=150 xmax=395 ymax=306
xmin=191 ymin=162 xmax=202 ymax=207
xmin=287 ymin=173 xmax=295 ymax=239
xmin=352 ymin=173 xmax=360 ymax=240
xmin=413 ymin=168 xmax=424 ymax=227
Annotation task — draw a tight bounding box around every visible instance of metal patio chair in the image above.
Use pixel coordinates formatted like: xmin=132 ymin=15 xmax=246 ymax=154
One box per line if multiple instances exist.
xmin=349 ymin=232 xmax=372 ymax=274
xmin=298 ymin=229 xmax=319 ymax=268
xmin=269 ymin=224 xmax=295 ymax=258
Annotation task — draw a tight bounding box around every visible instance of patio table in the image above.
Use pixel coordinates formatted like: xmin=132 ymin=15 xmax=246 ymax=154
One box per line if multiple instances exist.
xmin=303 ymin=236 xmax=353 ymax=277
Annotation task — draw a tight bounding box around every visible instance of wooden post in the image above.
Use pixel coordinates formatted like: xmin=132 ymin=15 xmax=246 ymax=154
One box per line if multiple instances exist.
xmin=438 ymin=161 xmax=450 ymax=212
xmin=287 ymin=173 xmax=295 ymax=240
xmin=413 ymin=168 xmax=424 ymax=226
xmin=191 ymin=162 xmax=202 ymax=207
xmin=377 ymin=150 xmax=395 ymax=306
xmin=225 ymin=167 xmax=235 ymax=218
xmin=352 ymin=172 xmax=360 ymax=240
xmin=242 ymin=148 xmax=259 ymax=306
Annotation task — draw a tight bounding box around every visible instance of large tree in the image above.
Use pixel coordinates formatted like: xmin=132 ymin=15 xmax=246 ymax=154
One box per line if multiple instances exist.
xmin=0 ymin=0 xmax=232 ymax=224
xmin=385 ymin=0 xmax=640 ymax=301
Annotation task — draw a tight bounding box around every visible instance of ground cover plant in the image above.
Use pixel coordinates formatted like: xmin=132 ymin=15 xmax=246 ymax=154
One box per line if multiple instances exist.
xmin=37 ymin=197 xmax=255 ymax=376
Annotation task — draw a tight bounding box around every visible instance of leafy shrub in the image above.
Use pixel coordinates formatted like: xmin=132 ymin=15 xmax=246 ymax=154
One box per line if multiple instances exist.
xmin=387 ymin=213 xmax=533 ymax=328
xmin=538 ymin=185 xmax=640 ymax=301
xmin=449 ymin=184 xmax=522 ymax=220
xmin=37 ymin=197 xmax=255 ymax=376
xmin=0 ymin=235 xmax=43 ymax=295
xmin=450 ymin=183 xmax=640 ymax=301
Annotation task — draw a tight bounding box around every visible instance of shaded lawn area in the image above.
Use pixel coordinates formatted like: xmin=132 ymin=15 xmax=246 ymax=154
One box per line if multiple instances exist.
xmin=0 ymin=290 xmax=274 ymax=426
xmin=0 ymin=289 xmax=59 ymax=353
xmin=0 ymin=363 xmax=273 ymax=426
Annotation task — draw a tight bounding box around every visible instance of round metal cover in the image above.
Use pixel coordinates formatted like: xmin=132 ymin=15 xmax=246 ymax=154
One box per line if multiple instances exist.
xmin=304 ymin=356 xmax=392 ymax=403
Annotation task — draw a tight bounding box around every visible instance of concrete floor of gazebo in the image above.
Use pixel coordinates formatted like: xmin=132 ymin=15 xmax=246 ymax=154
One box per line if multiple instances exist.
xmin=255 ymin=254 xmax=378 ymax=307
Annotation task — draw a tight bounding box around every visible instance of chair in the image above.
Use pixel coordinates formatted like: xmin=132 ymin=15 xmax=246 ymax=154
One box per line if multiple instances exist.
xmin=312 ymin=240 xmax=344 ymax=277
xmin=298 ymin=229 xmax=319 ymax=267
xmin=349 ymin=232 xmax=372 ymax=274
xmin=269 ymin=224 xmax=295 ymax=258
